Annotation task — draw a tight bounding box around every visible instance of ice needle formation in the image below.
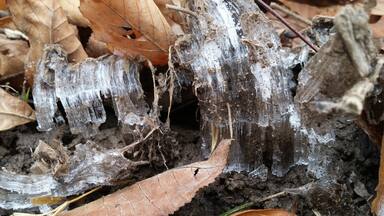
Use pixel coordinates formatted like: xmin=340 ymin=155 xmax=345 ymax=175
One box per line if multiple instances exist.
xmin=33 ymin=45 xmax=149 ymax=135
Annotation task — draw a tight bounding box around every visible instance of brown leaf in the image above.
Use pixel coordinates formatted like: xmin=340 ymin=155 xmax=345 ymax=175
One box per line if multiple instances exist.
xmin=372 ymin=133 xmax=384 ymax=215
xmin=371 ymin=16 xmax=384 ymax=38
xmin=279 ymin=0 xmax=343 ymax=19
xmin=0 ymin=0 xmax=5 ymax=10
xmin=0 ymin=88 xmax=35 ymax=131
xmin=230 ymin=209 xmax=295 ymax=216
xmin=85 ymin=33 xmax=110 ymax=58
xmin=0 ymin=33 xmax=28 ymax=81
xmin=7 ymin=0 xmax=88 ymax=84
xmin=59 ymin=0 xmax=90 ymax=27
xmin=80 ymin=0 xmax=176 ymax=65
xmin=372 ymin=0 xmax=384 ymax=16
xmin=61 ymin=139 xmax=232 ymax=216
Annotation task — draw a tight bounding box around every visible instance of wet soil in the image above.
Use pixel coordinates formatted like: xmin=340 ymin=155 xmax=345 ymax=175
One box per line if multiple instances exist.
xmin=174 ymin=120 xmax=379 ymax=216
xmin=0 ymin=104 xmax=379 ymax=216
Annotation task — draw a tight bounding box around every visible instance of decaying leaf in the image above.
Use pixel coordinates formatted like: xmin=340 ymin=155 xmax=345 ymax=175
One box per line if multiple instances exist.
xmin=61 ymin=139 xmax=232 ymax=216
xmin=80 ymin=0 xmax=176 ymax=65
xmin=0 ymin=33 xmax=28 ymax=81
xmin=279 ymin=0 xmax=344 ymax=19
xmin=0 ymin=88 xmax=35 ymax=131
xmin=31 ymin=140 xmax=69 ymax=177
xmin=85 ymin=33 xmax=110 ymax=57
xmin=7 ymin=0 xmax=87 ymax=84
xmin=278 ymin=0 xmax=383 ymax=38
xmin=372 ymin=133 xmax=384 ymax=215
xmin=59 ymin=0 xmax=90 ymax=27
xmin=230 ymin=209 xmax=295 ymax=216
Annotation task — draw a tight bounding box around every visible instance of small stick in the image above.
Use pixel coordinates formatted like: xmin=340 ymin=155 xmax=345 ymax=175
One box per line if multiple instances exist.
xmin=270 ymin=2 xmax=312 ymax=26
xmin=227 ymin=103 xmax=233 ymax=139
xmin=256 ymin=0 xmax=319 ymax=52
xmin=166 ymin=4 xmax=199 ymax=19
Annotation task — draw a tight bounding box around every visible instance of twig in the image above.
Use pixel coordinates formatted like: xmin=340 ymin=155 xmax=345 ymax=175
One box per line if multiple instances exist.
xmin=255 ymin=0 xmax=319 ymax=52
xmin=166 ymin=4 xmax=199 ymax=19
xmin=227 ymin=103 xmax=233 ymax=139
xmin=220 ymin=182 xmax=314 ymax=216
xmin=220 ymin=191 xmax=287 ymax=216
xmin=270 ymin=2 xmax=312 ymax=26
xmin=12 ymin=187 xmax=101 ymax=216
xmin=120 ymin=126 xmax=158 ymax=152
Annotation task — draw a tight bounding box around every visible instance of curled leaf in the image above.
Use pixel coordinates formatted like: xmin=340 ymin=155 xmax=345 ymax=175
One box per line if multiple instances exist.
xmin=7 ymin=0 xmax=88 ymax=84
xmin=80 ymin=0 xmax=176 ymax=65
xmin=0 ymin=33 xmax=28 ymax=81
xmin=59 ymin=0 xmax=90 ymax=27
xmin=61 ymin=139 xmax=232 ymax=216
xmin=0 ymin=88 xmax=35 ymax=131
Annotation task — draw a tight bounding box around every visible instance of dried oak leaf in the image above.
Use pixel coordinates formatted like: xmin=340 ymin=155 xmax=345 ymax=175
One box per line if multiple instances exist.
xmin=0 ymin=88 xmax=35 ymax=131
xmin=7 ymin=0 xmax=87 ymax=84
xmin=80 ymin=0 xmax=176 ymax=65
xmin=61 ymin=139 xmax=232 ymax=216
xmin=0 ymin=33 xmax=28 ymax=81
xmin=59 ymin=0 xmax=90 ymax=27
xmin=231 ymin=209 xmax=295 ymax=216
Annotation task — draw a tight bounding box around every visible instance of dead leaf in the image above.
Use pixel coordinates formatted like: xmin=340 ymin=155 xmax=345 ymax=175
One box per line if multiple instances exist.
xmin=7 ymin=0 xmax=88 ymax=84
xmin=279 ymin=0 xmax=343 ymax=19
xmin=0 ymin=33 xmax=28 ymax=81
xmin=59 ymin=0 xmax=90 ymax=27
xmin=0 ymin=0 xmax=5 ymax=10
xmin=372 ymin=0 xmax=384 ymax=16
xmin=80 ymin=0 xmax=176 ymax=65
xmin=230 ymin=209 xmax=295 ymax=216
xmin=61 ymin=139 xmax=232 ymax=216
xmin=85 ymin=33 xmax=110 ymax=57
xmin=371 ymin=16 xmax=384 ymax=38
xmin=31 ymin=140 xmax=69 ymax=176
xmin=372 ymin=132 xmax=384 ymax=215
xmin=0 ymin=88 xmax=35 ymax=131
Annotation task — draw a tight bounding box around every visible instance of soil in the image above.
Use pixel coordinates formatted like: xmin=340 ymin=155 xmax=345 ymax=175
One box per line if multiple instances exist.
xmin=0 ymin=102 xmax=380 ymax=216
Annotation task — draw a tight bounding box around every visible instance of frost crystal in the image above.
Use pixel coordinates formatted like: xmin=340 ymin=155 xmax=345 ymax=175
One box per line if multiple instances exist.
xmin=33 ymin=45 xmax=148 ymax=135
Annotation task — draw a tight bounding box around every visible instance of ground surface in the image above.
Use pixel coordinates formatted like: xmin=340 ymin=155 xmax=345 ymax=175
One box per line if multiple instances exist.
xmin=0 ymin=106 xmax=380 ymax=215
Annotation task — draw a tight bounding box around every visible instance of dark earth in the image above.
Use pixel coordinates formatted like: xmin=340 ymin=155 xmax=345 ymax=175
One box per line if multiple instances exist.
xmin=0 ymin=99 xmax=380 ymax=216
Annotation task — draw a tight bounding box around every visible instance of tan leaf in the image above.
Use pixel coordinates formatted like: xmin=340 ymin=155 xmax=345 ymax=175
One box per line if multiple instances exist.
xmin=371 ymin=16 xmax=384 ymax=38
xmin=372 ymin=0 xmax=384 ymax=16
xmin=7 ymin=0 xmax=88 ymax=84
xmin=0 ymin=33 xmax=28 ymax=81
xmin=59 ymin=0 xmax=90 ymax=27
xmin=80 ymin=0 xmax=176 ymax=65
xmin=61 ymin=139 xmax=232 ymax=216
xmin=0 ymin=88 xmax=35 ymax=131
xmin=230 ymin=209 xmax=295 ymax=216
xmin=372 ymin=133 xmax=384 ymax=215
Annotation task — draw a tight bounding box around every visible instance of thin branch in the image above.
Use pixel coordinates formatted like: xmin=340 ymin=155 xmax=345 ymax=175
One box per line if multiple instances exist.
xmin=166 ymin=4 xmax=199 ymax=19
xmin=256 ymin=0 xmax=319 ymax=52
